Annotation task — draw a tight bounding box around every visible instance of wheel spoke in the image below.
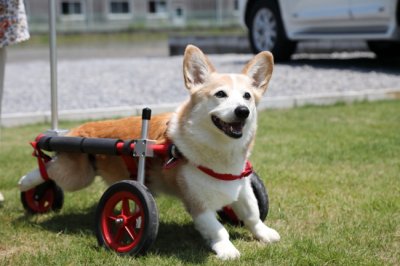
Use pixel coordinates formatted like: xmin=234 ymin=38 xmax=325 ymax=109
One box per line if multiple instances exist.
xmin=108 ymin=215 xmax=118 ymax=222
xmin=121 ymin=198 xmax=130 ymax=216
xmin=269 ymin=19 xmax=276 ymax=29
xmin=113 ymin=226 xmax=125 ymax=244
xmin=256 ymin=18 xmax=264 ymax=28
xmin=124 ymin=225 xmax=137 ymax=241
xmin=126 ymin=210 xmax=141 ymax=225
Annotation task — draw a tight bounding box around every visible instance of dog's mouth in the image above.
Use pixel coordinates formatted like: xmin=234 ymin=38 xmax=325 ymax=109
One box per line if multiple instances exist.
xmin=211 ymin=115 xmax=245 ymax=139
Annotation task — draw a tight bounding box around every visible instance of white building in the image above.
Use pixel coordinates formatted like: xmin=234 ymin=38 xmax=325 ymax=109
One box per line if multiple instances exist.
xmin=25 ymin=0 xmax=241 ymax=32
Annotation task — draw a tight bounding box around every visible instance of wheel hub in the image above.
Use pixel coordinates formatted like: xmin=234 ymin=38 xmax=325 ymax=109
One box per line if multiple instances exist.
xmin=252 ymin=8 xmax=277 ymax=51
xmin=115 ymin=217 xmax=125 ymax=225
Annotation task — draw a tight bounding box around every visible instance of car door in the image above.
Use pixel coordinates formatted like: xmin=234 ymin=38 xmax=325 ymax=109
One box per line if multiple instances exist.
xmin=349 ymin=0 xmax=393 ymax=20
xmin=286 ymin=0 xmax=351 ymax=21
xmin=279 ymin=0 xmax=352 ymax=38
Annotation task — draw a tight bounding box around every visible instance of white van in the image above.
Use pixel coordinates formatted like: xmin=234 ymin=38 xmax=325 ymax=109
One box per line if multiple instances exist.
xmin=239 ymin=0 xmax=400 ymax=60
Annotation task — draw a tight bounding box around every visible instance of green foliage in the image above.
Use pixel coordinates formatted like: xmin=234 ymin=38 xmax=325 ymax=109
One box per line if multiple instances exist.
xmin=0 ymin=100 xmax=399 ymax=265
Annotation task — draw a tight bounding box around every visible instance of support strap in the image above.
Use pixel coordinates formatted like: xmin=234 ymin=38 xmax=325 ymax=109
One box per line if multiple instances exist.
xmin=31 ymin=135 xmax=52 ymax=181
xmin=120 ymin=155 xmax=138 ymax=180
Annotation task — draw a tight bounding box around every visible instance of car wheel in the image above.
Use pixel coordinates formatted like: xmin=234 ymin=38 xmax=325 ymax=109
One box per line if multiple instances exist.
xmin=367 ymin=41 xmax=400 ymax=60
xmin=248 ymin=0 xmax=296 ymax=61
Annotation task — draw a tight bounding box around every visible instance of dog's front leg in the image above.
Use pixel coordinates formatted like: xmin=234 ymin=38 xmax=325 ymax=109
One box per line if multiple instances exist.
xmin=193 ymin=210 xmax=240 ymax=260
xmin=231 ymin=178 xmax=280 ymax=243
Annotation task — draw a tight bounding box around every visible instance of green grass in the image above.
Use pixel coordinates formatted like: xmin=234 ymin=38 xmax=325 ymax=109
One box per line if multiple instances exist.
xmin=21 ymin=26 xmax=246 ymax=47
xmin=0 ymin=100 xmax=399 ymax=265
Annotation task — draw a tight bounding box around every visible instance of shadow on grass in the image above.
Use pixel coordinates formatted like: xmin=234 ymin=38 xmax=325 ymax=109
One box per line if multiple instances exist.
xmin=16 ymin=206 xmax=233 ymax=264
xmin=151 ymin=221 xmax=209 ymax=264
xmin=14 ymin=204 xmax=98 ymax=235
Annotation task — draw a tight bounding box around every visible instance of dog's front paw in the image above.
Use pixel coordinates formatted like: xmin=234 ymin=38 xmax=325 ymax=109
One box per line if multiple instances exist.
xmin=253 ymin=222 xmax=281 ymax=243
xmin=211 ymin=240 xmax=240 ymax=260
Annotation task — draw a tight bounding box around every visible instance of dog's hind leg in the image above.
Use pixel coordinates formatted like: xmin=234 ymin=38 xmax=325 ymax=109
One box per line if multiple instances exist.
xmin=19 ymin=153 xmax=96 ymax=192
xmin=18 ymin=168 xmax=45 ymax=192
xmin=231 ymin=177 xmax=280 ymax=243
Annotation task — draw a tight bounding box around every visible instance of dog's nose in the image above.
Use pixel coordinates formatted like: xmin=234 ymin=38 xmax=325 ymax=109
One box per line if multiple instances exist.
xmin=235 ymin=106 xmax=250 ymax=120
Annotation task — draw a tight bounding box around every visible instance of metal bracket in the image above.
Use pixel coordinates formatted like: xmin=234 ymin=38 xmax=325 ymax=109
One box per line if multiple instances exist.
xmin=133 ymin=139 xmax=155 ymax=158
xmin=44 ymin=129 xmax=69 ymax=136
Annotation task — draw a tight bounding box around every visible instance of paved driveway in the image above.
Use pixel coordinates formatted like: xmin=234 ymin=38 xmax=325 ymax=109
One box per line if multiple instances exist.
xmin=2 ymin=43 xmax=400 ymax=117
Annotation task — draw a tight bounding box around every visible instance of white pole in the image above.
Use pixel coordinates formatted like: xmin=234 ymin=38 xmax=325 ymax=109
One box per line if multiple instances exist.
xmin=49 ymin=0 xmax=58 ymax=131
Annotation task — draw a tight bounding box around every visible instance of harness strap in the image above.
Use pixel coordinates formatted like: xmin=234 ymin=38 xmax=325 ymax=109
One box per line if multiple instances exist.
xmin=120 ymin=155 xmax=138 ymax=179
xmin=31 ymin=135 xmax=52 ymax=181
xmin=163 ymin=143 xmax=182 ymax=169
xmin=162 ymin=142 xmax=253 ymax=181
xmin=197 ymin=161 xmax=253 ymax=181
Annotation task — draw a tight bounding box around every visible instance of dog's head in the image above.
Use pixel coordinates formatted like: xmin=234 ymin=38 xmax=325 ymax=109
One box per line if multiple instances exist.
xmin=180 ymin=45 xmax=273 ymax=144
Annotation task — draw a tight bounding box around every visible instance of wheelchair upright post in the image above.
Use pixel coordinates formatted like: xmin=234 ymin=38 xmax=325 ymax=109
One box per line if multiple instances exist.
xmin=135 ymin=108 xmax=152 ymax=185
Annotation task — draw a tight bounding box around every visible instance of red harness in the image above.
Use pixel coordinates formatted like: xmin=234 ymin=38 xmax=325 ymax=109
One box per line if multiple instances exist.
xmin=197 ymin=161 xmax=253 ymax=181
xmin=31 ymin=134 xmax=51 ymax=181
xmin=164 ymin=142 xmax=253 ymax=181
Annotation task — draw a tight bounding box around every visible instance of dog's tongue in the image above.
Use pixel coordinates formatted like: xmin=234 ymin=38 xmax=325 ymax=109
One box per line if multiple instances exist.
xmin=230 ymin=122 xmax=243 ymax=133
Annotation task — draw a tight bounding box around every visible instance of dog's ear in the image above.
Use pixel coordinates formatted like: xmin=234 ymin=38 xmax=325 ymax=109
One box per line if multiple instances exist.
xmin=183 ymin=45 xmax=216 ymax=91
xmin=242 ymin=51 xmax=274 ymax=95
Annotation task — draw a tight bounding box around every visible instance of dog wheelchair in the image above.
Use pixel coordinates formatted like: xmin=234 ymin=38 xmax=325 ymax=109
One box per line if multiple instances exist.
xmin=20 ymin=108 xmax=270 ymax=256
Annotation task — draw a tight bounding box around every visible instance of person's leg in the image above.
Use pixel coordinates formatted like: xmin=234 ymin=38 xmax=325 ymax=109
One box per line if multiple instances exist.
xmin=0 ymin=46 xmax=6 ymax=203
xmin=0 ymin=47 xmax=6 ymax=116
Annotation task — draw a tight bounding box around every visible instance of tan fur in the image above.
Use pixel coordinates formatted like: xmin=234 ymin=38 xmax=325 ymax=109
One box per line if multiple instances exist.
xmin=68 ymin=112 xmax=171 ymax=143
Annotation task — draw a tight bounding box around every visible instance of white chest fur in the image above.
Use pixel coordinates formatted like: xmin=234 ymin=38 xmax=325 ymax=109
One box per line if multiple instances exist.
xmin=181 ymin=164 xmax=245 ymax=211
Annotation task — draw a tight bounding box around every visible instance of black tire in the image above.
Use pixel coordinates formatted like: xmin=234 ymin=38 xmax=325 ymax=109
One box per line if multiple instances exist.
xmin=247 ymin=0 xmax=296 ymax=61
xmin=95 ymin=180 xmax=159 ymax=256
xmin=21 ymin=180 xmax=64 ymax=214
xmin=251 ymin=172 xmax=269 ymax=221
xmin=218 ymin=172 xmax=269 ymax=226
xmin=367 ymin=41 xmax=400 ymax=60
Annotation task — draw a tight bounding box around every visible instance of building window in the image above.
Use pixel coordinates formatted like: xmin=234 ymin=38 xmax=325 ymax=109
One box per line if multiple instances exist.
xmin=60 ymin=0 xmax=85 ymax=20
xmin=172 ymin=5 xmax=185 ymax=26
xmin=148 ymin=0 xmax=167 ymax=15
xmin=61 ymin=2 xmax=82 ymax=15
xmin=107 ymin=0 xmax=133 ymax=19
xmin=234 ymin=0 xmax=240 ymax=11
xmin=175 ymin=7 xmax=183 ymax=17
xmin=110 ymin=1 xmax=130 ymax=14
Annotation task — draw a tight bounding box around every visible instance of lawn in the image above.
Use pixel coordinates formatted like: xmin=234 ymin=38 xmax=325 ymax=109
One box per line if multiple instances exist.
xmin=21 ymin=27 xmax=246 ymax=47
xmin=0 ymin=100 xmax=399 ymax=265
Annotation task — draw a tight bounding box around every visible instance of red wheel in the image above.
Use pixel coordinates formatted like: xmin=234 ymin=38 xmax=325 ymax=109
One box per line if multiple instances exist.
xmin=219 ymin=206 xmax=241 ymax=225
xmin=95 ymin=180 xmax=158 ymax=256
xmin=21 ymin=181 xmax=64 ymax=214
xmin=101 ymin=191 xmax=145 ymax=253
xmin=218 ymin=172 xmax=269 ymax=226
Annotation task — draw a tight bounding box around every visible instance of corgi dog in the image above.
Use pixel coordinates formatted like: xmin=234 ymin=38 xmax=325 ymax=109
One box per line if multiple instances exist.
xmin=19 ymin=45 xmax=280 ymax=259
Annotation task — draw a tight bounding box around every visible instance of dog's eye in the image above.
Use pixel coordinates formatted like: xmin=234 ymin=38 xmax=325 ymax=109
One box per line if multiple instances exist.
xmin=215 ymin=90 xmax=228 ymax=98
xmin=243 ymin=92 xmax=251 ymax=100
